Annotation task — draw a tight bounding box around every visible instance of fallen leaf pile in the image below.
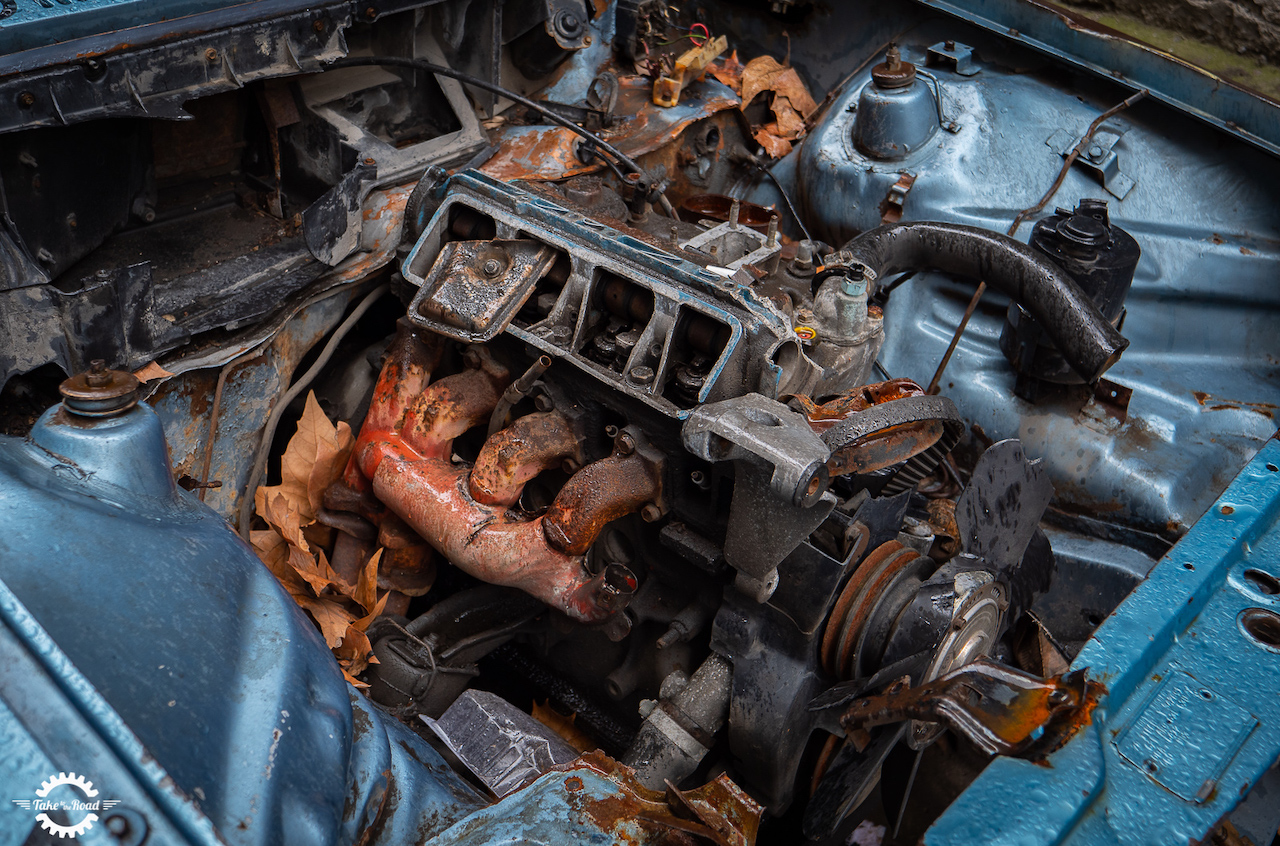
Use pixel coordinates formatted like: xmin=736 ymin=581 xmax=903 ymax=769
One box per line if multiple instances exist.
xmin=250 ymin=392 xmax=386 ymax=687
xmin=712 ymin=50 xmax=819 ymax=158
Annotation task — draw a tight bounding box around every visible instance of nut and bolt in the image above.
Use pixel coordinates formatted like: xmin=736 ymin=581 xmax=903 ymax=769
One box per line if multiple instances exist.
xmin=481 ymin=258 xmax=503 ymax=277
xmin=18 ymin=91 xmax=34 ymax=108
xmin=766 ymin=213 xmax=778 ymax=248
xmin=616 ymin=432 xmax=636 ymax=455
xmin=641 ymin=503 xmax=662 ymax=522
xmin=944 ymin=40 xmax=957 ymax=51
xmin=204 ymin=47 xmax=219 ymax=63
xmin=728 ymin=198 xmax=741 ymax=229
xmin=533 ymin=394 xmax=555 ymax=412
xmin=85 ymin=359 xmax=111 ymax=387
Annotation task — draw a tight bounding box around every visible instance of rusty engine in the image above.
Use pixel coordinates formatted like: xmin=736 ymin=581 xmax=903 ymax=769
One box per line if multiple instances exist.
xmin=2 ymin=1 xmax=1279 ymax=844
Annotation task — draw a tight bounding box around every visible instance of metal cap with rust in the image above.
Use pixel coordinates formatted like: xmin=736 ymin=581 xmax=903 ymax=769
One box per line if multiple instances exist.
xmin=59 ymin=360 xmax=141 ymax=417
xmin=870 ymin=45 xmax=916 ymax=89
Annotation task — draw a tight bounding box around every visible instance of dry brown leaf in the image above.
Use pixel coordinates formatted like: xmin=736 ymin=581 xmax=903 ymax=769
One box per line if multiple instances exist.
xmin=771 ymin=97 xmax=807 ymax=139
xmin=256 ymin=490 xmax=310 ymax=551
xmin=754 ymin=126 xmax=793 ymax=158
xmin=255 ymin=392 xmax=354 ymax=526
xmin=342 ymin=668 xmax=371 ymax=689
xmin=353 ymin=549 xmax=382 ymax=615
xmin=335 ymin=625 xmax=376 ymax=676
xmin=740 ymin=55 xmax=787 ymax=108
xmin=295 ymin=594 xmax=359 ymax=648
xmin=251 ymin=528 xmax=288 ymax=570
xmin=771 ymin=67 xmax=818 ymax=119
xmin=531 ymin=700 xmax=598 ymax=753
xmin=133 ymin=361 xmax=175 ymax=382
xmin=709 ymin=49 xmax=745 ymax=94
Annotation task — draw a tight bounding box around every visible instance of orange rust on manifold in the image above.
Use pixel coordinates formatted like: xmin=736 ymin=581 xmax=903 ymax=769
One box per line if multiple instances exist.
xmin=542 ymin=451 xmax=662 ymax=557
xmin=469 ymin=411 xmax=580 ymax=509
xmin=397 ymin=361 xmax=510 ymax=462
xmin=350 ymin=330 xmax=629 ymax=622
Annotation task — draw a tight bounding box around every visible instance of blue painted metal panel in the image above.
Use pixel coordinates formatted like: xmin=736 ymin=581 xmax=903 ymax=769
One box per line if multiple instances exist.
xmin=928 ymin=438 xmax=1280 ymax=844
xmin=915 ymin=0 xmax=1280 ymax=157
xmin=0 ymin=401 xmax=487 ymax=846
xmin=767 ymin=32 xmax=1280 ymax=538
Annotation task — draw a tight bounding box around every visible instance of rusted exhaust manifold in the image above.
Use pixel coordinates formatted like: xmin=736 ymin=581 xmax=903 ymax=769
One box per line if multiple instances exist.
xmin=352 ymin=323 xmax=655 ymax=623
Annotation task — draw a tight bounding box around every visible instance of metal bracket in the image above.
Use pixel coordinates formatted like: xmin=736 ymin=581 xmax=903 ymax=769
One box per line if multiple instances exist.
xmin=926 ymin=40 xmax=980 ymax=76
xmin=1047 ymin=125 xmax=1137 ymax=199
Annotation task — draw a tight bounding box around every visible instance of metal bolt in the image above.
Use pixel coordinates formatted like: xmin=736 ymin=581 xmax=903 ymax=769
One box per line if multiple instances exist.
xmin=729 ymin=198 xmax=740 ymax=229
xmin=690 ymin=470 xmax=707 ymax=487
xmin=105 ymin=814 xmax=130 ymax=836
xmin=17 ymin=91 xmax=34 ymax=108
xmin=364 ymin=156 xmax=376 ymax=166
xmin=204 ymin=47 xmax=219 ymax=64
xmin=616 ymin=432 xmax=636 ymax=455
xmin=1088 ymin=144 xmax=1104 ymax=159
xmin=85 ymin=360 xmax=110 ymax=387
xmin=641 ymin=503 xmax=662 ymax=522
xmin=481 ymin=258 xmax=503 ymax=277
xmin=945 ymin=40 xmax=956 ymax=51
xmin=627 ymin=365 xmax=654 ymax=386
xmin=766 ymin=213 xmax=778 ymax=247
xmin=365 ymin=5 xmax=377 ymax=18
xmin=313 ymin=19 xmax=326 ymax=32
xmin=534 ymin=394 xmax=554 ymax=412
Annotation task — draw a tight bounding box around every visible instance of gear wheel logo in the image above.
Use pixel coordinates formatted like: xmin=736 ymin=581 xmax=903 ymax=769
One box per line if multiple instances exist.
xmin=11 ymin=772 xmax=120 ymax=839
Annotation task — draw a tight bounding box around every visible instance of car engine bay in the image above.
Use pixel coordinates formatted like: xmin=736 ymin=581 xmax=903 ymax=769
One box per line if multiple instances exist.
xmin=0 ymin=1 xmax=1278 ymax=845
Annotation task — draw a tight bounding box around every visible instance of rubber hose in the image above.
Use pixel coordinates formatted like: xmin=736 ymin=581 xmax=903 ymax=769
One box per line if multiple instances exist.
xmin=841 ymin=221 xmax=1128 ymax=383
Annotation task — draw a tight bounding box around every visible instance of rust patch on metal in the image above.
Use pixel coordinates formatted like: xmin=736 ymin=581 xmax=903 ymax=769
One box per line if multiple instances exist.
xmin=546 ymin=752 xmax=762 ymax=846
xmin=543 ymin=449 xmax=663 ymax=557
xmin=1193 ymin=390 xmax=1276 ymax=418
xmin=839 ymin=656 xmax=1106 ymax=760
xmin=470 ymin=411 xmax=580 ymax=509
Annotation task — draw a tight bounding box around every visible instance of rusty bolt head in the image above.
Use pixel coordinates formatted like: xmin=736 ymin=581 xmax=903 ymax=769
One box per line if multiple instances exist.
xmin=616 ymin=432 xmax=636 ymax=455
xmin=365 ymin=6 xmax=377 ymax=18
xmin=313 ymin=18 xmax=326 ymax=32
xmin=871 ymin=45 xmax=917 ymax=89
xmin=17 ymin=91 xmax=34 ymax=108
xmin=641 ymin=503 xmax=662 ymax=522
xmin=204 ymin=47 xmax=219 ymax=64
xmin=481 ymin=258 xmax=503 ymax=277
xmin=534 ymin=394 xmax=554 ymax=412
xmin=85 ymin=359 xmax=110 ymax=387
